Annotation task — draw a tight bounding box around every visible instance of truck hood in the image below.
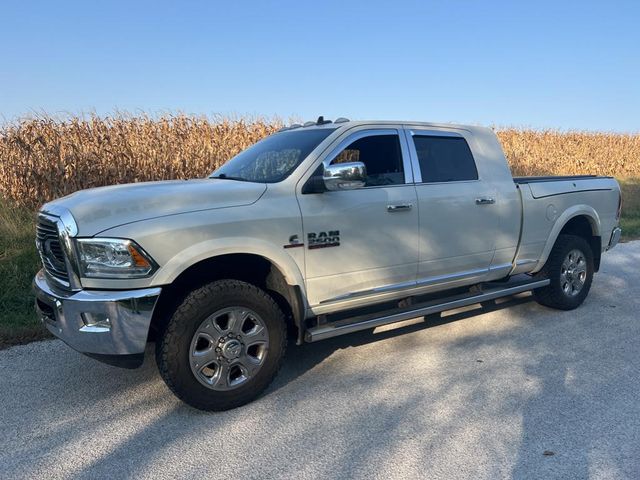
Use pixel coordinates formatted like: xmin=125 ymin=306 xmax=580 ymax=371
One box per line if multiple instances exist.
xmin=43 ymin=179 xmax=267 ymax=236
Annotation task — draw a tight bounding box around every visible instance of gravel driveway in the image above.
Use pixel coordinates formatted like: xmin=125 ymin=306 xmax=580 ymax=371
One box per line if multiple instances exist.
xmin=1 ymin=242 xmax=639 ymax=480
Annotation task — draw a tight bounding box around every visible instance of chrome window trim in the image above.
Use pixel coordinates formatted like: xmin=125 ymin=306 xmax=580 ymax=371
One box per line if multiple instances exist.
xmin=413 ymin=179 xmax=481 ymax=186
xmin=407 ymin=129 xmax=463 ymax=138
xmin=322 ymin=128 xmax=415 ymax=186
xmin=403 ymin=128 xmax=480 ymax=184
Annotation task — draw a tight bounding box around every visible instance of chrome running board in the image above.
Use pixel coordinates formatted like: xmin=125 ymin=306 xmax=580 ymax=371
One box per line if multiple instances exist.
xmin=305 ymin=277 xmax=550 ymax=342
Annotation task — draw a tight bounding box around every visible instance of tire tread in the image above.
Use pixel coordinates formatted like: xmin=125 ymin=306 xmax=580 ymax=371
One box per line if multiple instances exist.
xmin=533 ymin=234 xmax=594 ymax=310
xmin=156 ymin=279 xmax=286 ymax=411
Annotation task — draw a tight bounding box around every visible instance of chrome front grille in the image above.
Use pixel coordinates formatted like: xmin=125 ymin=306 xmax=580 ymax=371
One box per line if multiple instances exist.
xmin=36 ymin=215 xmax=70 ymax=286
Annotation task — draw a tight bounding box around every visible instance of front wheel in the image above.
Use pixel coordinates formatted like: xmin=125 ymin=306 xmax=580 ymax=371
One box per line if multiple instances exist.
xmin=156 ymin=280 xmax=287 ymax=411
xmin=533 ymin=234 xmax=594 ymax=310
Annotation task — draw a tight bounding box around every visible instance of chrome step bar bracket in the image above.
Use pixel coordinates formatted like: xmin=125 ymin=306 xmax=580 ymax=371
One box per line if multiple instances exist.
xmin=305 ymin=278 xmax=550 ymax=342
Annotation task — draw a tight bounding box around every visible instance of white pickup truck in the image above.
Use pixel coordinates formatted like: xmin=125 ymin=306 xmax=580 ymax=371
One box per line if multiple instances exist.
xmin=34 ymin=118 xmax=622 ymax=410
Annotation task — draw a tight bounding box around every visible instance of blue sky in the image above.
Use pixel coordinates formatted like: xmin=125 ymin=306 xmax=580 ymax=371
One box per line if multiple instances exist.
xmin=1 ymin=0 xmax=638 ymax=131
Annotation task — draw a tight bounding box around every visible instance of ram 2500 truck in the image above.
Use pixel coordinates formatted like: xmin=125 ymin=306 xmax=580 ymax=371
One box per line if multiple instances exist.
xmin=34 ymin=118 xmax=622 ymax=410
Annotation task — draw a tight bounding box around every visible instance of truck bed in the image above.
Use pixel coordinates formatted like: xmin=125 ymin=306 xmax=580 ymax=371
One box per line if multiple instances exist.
xmin=514 ymin=175 xmax=616 ymax=200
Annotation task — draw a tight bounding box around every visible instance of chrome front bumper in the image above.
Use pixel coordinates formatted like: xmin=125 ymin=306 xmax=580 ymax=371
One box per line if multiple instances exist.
xmin=33 ymin=270 xmax=161 ymax=368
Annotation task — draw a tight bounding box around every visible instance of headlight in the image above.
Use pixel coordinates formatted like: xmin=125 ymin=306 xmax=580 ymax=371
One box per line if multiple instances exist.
xmin=76 ymin=238 xmax=157 ymax=278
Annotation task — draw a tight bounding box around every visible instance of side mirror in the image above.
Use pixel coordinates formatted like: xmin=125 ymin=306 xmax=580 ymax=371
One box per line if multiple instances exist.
xmin=323 ymin=162 xmax=367 ymax=191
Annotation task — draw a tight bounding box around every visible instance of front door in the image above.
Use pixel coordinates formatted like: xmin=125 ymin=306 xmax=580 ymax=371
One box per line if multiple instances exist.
xmin=296 ymin=129 xmax=420 ymax=308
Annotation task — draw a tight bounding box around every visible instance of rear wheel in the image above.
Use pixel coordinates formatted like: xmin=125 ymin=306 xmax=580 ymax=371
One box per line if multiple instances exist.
xmin=156 ymin=280 xmax=287 ymax=411
xmin=533 ymin=234 xmax=594 ymax=310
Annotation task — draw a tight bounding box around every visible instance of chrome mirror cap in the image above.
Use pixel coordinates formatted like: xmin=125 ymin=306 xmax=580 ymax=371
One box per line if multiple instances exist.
xmin=323 ymin=162 xmax=367 ymax=191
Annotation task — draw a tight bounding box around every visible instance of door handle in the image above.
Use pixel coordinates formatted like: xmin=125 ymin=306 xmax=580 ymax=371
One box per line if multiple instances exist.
xmin=387 ymin=204 xmax=413 ymax=212
xmin=475 ymin=198 xmax=495 ymax=205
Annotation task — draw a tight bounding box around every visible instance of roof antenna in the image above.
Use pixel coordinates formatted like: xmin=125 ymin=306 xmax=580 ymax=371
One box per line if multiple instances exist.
xmin=316 ymin=116 xmax=332 ymax=125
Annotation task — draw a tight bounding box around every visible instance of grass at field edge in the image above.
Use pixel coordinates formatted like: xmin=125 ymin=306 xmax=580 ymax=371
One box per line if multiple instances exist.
xmin=0 ymin=199 xmax=52 ymax=349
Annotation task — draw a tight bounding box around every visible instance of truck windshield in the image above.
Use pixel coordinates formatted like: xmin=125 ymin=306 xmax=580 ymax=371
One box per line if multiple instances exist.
xmin=211 ymin=128 xmax=336 ymax=183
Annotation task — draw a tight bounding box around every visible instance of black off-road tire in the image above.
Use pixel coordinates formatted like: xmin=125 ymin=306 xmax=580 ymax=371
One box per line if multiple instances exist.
xmin=156 ymin=280 xmax=287 ymax=411
xmin=533 ymin=234 xmax=594 ymax=310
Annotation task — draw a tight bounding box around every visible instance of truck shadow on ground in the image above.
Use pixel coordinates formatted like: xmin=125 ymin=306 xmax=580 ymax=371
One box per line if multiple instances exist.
xmin=270 ymin=294 xmax=534 ymax=393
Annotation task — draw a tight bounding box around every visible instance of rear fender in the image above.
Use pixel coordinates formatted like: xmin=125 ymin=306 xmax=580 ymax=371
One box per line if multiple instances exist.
xmin=531 ymin=205 xmax=601 ymax=274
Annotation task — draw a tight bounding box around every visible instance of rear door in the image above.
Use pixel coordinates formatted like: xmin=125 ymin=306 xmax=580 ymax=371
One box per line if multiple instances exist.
xmin=405 ymin=128 xmax=503 ymax=287
xmin=296 ymin=129 xmax=419 ymax=308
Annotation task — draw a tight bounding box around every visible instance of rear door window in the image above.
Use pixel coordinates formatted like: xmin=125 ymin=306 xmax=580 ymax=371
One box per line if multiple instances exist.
xmin=413 ymin=136 xmax=478 ymax=183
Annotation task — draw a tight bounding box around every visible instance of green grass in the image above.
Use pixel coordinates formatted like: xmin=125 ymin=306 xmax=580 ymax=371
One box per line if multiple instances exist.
xmin=0 ymin=198 xmax=50 ymax=348
xmin=619 ymin=178 xmax=640 ymax=240
xmin=0 ymin=179 xmax=638 ymax=348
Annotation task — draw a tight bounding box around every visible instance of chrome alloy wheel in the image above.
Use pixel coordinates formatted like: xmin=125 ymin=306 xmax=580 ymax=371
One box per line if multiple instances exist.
xmin=560 ymin=249 xmax=587 ymax=297
xmin=189 ymin=307 xmax=269 ymax=391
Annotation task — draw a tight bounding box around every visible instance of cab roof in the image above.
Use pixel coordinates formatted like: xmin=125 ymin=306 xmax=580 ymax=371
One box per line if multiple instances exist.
xmin=278 ymin=117 xmax=486 ymax=134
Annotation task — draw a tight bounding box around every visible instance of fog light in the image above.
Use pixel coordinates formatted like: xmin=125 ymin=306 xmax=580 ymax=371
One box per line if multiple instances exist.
xmin=80 ymin=312 xmax=111 ymax=332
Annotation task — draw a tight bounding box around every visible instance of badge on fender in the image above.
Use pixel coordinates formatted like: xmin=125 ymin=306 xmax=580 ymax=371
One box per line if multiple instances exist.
xmin=308 ymin=230 xmax=340 ymax=249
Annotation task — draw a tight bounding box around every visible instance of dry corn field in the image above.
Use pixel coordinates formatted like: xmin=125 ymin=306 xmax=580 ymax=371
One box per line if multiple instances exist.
xmin=0 ymin=115 xmax=639 ymax=208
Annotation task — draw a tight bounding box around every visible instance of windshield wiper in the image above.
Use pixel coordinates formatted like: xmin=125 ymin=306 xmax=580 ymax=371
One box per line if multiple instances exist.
xmin=210 ymin=173 xmax=247 ymax=181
